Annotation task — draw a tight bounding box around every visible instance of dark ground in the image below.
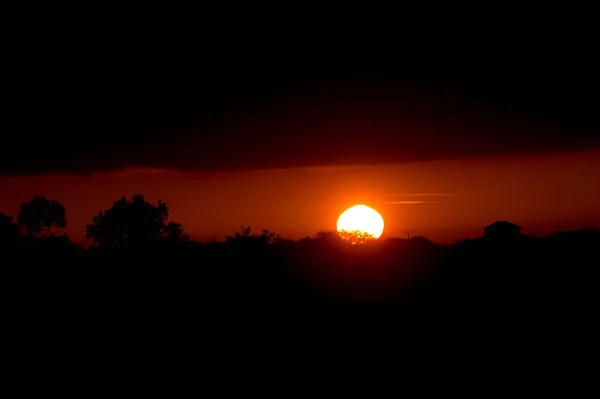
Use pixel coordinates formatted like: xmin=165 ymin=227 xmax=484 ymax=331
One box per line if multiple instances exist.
xmin=3 ymin=230 xmax=597 ymax=388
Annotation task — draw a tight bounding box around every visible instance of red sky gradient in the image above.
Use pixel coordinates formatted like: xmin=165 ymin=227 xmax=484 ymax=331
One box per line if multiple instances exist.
xmin=2 ymin=149 xmax=599 ymax=246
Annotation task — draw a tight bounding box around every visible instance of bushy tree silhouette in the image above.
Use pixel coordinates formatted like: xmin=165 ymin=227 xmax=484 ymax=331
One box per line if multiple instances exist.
xmin=0 ymin=212 xmax=19 ymax=242
xmin=308 ymin=230 xmax=376 ymax=247
xmin=17 ymin=196 xmax=67 ymax=239
xmin=338 ymin=229 xmax=375 ymax=245
xmin=225 ymin=226 xmax=282 ymax=246
xmin=86 ymin=194 xmax=183 ymax=249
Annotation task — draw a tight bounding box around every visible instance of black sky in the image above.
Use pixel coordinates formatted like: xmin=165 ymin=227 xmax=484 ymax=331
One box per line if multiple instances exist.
xmin=3 ymin=22 xmax=599 ymax=175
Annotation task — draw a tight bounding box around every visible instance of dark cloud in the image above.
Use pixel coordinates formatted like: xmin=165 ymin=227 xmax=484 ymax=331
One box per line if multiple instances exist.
xmin=3 ymin=32 xmax=599 ymax=176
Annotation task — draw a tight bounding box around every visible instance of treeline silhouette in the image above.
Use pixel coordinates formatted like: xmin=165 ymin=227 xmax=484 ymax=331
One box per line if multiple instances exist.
xmin=2 ymin=194 xmax=599 ymax=334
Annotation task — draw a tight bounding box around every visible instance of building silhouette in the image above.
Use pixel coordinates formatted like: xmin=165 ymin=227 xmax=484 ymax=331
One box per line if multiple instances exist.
xmin=484 ymin=221 xmax=521 ymax=239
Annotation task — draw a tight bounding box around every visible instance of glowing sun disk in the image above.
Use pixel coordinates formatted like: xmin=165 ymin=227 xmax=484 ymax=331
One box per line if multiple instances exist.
xmin=337 ymin=205 xmax=384 ymax=238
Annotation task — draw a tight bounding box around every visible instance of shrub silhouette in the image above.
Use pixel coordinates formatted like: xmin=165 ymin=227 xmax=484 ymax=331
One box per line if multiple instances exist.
xmin=86 ymin=194 xmax=183 ymax=249
xmin=338 ymin=229 xmax=376 ymax=245
xmin=225 ymin=226 xmax=282 ymax=246
xmin=0 ymin=212 xmax=19 ymax=243
xmin=17 ymin=196 xmax=67 ymax=239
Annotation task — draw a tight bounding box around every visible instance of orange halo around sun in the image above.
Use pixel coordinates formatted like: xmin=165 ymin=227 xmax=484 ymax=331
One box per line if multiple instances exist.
xmin=337 ymin=205 xmax=384 ymax=238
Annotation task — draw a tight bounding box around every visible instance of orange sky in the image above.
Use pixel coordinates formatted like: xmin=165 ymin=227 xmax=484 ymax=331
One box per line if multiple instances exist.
xmin=2 ymin=149 xmax=599 ymax=245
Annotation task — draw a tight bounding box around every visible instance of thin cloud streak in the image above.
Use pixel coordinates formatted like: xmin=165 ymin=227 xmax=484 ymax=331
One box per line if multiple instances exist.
xmin=388 ymin=193 xmax=464 ymax=197
xmin=385 ymin=201 xmax=440 ymax=204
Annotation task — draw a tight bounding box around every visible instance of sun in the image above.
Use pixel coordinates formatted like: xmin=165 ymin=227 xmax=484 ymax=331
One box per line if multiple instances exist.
xmin=337 ymin=205 xmax=384 ymax=239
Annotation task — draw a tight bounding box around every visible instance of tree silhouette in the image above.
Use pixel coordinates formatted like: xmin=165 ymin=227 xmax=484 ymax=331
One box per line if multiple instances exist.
xmin=307 ymin=230 xmax=344 ymax=246
xmin=338 ymin=229 xmax=375 ymax=245
xmin=225 ymin=226 xmax=282 ymax=246
xmin=17 ymin=196 xmax=67 ymax=239
xmin=0 ymin=212 xmax=19 ymax=242
xmin=86 ymin=194 xmax=183 ymax=249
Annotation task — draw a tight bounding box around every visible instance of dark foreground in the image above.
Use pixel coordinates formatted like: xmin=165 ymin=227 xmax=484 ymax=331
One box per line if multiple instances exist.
xmin=3 ymin=230 xmax=599 ymax=384
xmin=5 ymin=230 xmax=598 ymax=321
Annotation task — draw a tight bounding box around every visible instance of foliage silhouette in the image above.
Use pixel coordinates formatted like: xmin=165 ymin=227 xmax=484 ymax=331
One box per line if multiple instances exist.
xmin=17 ymin=196 xmax=67 ymax=239
xmin=338 ymin=229 xmax=375 ymax=245
xmin=86 ymin=194 xmax=183 ymax=249
xmin=225 ymin=226 xmax=282 ymax=246
xmin=0 ymin=212 xmax=19 ymax=243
